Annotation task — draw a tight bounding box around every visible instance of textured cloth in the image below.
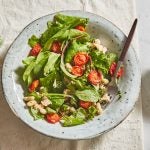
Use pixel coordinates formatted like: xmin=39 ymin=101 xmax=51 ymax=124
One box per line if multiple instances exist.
xmin=0 ymin=0 xmax=143 ymax=150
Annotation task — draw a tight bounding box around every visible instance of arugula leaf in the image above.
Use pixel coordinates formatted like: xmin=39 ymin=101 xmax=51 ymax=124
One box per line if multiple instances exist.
xmin=28 ymin=35 xmax=39 ymax=47
xmin=44 ymin=52 xmax=60 ymax=76
xmin=75 ymin=89 xmax=100 ymax=102
xmin=29 ymin=107 xmax=44 ymax=120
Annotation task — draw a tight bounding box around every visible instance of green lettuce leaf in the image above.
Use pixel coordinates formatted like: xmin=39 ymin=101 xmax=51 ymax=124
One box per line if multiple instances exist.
xmin=90 ymin=50 xmax=118 ymax=75
xmin=29 ymin=107 xmax=44 ymax=120
xmin=23 ymin=60 xmax=35 ymax=85
xmin=40 ymin=13 xmax=89 ymax=47
xmin=33 ymin=51 xmax=50 ymax=75
xmin=44 ymin=29 xmax=90 ymax=51
xmin=22 ymin=56 xmax=36 ymax=65
xmin=28 ymin=35 xmax=39 ymax=47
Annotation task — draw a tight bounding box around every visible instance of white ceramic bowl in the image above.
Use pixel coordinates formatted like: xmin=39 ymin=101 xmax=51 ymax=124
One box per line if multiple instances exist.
xmin=2 ymin=10 xmax=141 ymax=140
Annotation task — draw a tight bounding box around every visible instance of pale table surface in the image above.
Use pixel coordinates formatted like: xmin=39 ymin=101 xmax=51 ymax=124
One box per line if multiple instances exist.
xmin=136 ymin=0 xmax=150 ymax=150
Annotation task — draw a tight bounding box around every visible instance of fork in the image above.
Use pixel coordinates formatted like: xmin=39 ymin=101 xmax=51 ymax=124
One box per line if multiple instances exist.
xmin=108 ymin=18 xmax=138 ymax=101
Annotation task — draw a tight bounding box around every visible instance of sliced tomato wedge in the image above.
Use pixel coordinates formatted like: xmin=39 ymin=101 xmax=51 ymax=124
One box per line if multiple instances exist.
xmin=46 ymin=113 xmax=60 ymax=124
xmin=73 ymin=52 xmax=89 ymax=66
xmin=28 ymin=80 xmax=39 ymax=93
xmin=79 ymin=100 xmax=92 ymax=109
xmin=71 ymin=66 xmax=84 ymax=77
xmin=88 ymin=70 xmax=102 ymax=85
xmin=109 ymin=62 xmax=124 ymax=78
xmin=75 ymin=25 xmax=85 ymax=32
xmin=51 ymin=41 xmax=62 ymax=53
xmin=30 ymin=43 xmax=42 ymax=56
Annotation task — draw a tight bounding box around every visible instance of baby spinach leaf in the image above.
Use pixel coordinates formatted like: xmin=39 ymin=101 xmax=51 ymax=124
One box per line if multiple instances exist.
xmin=75 ymin=89 xmax=100 ymax=102
xmin=46 ymin=94 xmax=65 ymax=110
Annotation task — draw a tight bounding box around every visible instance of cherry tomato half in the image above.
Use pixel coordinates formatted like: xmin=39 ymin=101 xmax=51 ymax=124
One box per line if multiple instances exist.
xmin=88 ymin=70 xmax=102 ymax=85
xmin=79 ymin=100 xmax=92 ymax=109
xmin=109 ymin=62 xmax=117 ymax=76
xmin=71 ymin=66 xmax=84 ymax=77
xmin=46 ymin=113 xmax=60 ymax=124
xmin=30 ymin=43 xmax=42 ymax=56
xmin=109 ymin=62 xmax=124 ymax=78
xmin=51 ymin=41 xmax=62 ymax=53
xmin=117 ymin=67 xmax=124 ymax=78
xmin=28 ymin=80 xmax=39 ymax=93
xmin=73 ymin=52 xmax=89 ymax=66
xmin=75 ymin=25 xmax=85 ymax=32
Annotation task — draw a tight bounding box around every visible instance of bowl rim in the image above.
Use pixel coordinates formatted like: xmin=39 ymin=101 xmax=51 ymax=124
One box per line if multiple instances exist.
xmin=1 ymin=10 xmax=141 ymax=140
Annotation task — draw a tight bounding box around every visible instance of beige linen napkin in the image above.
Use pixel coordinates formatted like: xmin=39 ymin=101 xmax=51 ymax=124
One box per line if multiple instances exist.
xmin=0 ymin=0 xmax=143 ymax=149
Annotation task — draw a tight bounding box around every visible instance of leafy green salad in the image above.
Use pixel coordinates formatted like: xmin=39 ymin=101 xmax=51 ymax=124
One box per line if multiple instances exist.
xmin=22 ymin=14 xmax=123 ymax=127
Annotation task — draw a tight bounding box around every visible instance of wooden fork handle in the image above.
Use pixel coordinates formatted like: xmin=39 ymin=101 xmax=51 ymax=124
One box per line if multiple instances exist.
xmin=119 ymin=18 xmax=138 ymax=61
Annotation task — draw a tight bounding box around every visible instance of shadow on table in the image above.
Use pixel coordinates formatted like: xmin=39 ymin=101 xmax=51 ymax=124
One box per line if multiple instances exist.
xmin=141 ymin=70 xmax=150 ymax=119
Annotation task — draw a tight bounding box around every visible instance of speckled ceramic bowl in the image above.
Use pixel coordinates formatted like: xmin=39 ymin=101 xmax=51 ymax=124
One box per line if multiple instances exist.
xmin=2 ymin=10 xmax=141 ymax=140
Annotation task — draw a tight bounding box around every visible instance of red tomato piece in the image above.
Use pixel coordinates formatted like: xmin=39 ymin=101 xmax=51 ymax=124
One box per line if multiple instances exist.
xmin=46 ymin=113 xmax=60 ymax=124
xmin=109 ymin=62 xmax=117 ymax=76
xmin=75 ymin=25 xmax=85 ymax=32
xmin=28 ymin=80 xmax=39 ymax=93
xmin=73 ymin=52 xmax=89 ymax=66
xmin=30 ymin=43 xmax=42 ymax=56
xmin=79 ymin=100 xmax=92 ymax=109
xmin=88 ymin=70 xmax=102 ymax=85
xmin=109 ymin=62 xmax=124 ymax=78
xmin=71 ymin=66 xmax=84 ymax=77
xmin=51 ymin=41 xmax=62 ymax=53
xmin=117 ymin=67 xmax=124 ymax=78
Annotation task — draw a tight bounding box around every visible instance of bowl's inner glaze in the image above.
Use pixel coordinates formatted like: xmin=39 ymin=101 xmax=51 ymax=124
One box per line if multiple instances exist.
xmin=2 ymin=10 xmax=140 ymax=140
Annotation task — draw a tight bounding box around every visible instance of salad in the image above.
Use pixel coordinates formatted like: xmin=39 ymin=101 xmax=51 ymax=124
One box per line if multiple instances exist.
xmin=22 ymin=14 xmax=123 ymax=127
